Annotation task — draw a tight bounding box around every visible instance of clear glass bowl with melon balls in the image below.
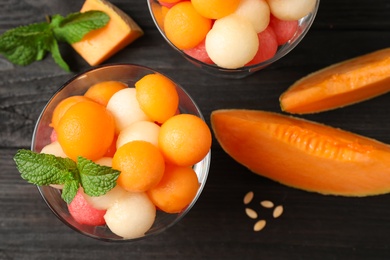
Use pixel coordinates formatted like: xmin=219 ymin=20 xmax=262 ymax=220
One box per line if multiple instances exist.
xmin=31 ymin=64 xmax=211 ymax=242
xmin=147 ymin=0 xmax=320 ymax=78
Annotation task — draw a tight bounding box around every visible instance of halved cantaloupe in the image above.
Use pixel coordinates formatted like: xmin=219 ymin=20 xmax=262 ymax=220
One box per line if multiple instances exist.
xmin=211 ymin=109 xmax=390 ymax=196
xmin=280 ymin=48 xmax=390 ymax=114
xmin=72 ymin=0 xmax=144 ymax=66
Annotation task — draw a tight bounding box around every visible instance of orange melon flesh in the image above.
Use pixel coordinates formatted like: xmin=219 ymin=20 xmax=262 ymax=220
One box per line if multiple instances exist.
xmin=72 ymin=0 xmax=144 ymax=66
xmin=280 ymin=48 xmax=390 ymax=114
xmin=211 ymin=109 xmax=390 ymax=196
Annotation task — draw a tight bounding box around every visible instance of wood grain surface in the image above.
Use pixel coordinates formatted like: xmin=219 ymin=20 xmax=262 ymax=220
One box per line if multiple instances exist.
xmin=1 ymin=0 xmax=390 ymax=259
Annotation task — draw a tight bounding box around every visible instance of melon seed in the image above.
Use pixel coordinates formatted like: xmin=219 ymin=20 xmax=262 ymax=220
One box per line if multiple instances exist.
xmin=245 ymin=207 xmax=258 ymax=219
xmin=273 ymin=205 xmax=284 ymax=218
xmin=253 ymin=220 xmax=266 ymax=232
xmin=243 ymin=191 xmax=254 ymax=205
xmin=260 ymin=200 xmax=274 ymax=208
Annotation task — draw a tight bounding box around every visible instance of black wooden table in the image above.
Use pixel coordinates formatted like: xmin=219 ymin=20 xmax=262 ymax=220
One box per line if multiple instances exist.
xmin=1 ymin=0 xmax=390 ymax=259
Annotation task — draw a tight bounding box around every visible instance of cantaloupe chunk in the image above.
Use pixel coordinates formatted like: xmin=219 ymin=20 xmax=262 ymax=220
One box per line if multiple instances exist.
xmin=280 ymin=48 xmax=390 ymax=114
xmin=72 ymin=0 xmax=144 ymax=66
xmin=211 ymin=109 xmax=390 ymax=197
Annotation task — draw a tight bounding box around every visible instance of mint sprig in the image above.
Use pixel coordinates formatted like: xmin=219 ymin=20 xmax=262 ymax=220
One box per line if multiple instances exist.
xmin=77 ymin=156 xmax=120 ymax=197
xmin=52 ymin=11 xmax=109 ymax=44
xmin=13 ymin=149 xmax=120 ymax=204
xmin=0 ymin=11 xmax=110 ymax=72
xmin=0 ymin=23 xmax=53 ymax=66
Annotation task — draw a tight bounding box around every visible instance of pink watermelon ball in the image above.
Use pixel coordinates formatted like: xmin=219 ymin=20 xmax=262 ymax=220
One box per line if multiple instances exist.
xmin=246 ymin=26 xmax=278 ymax=66
xmin=50 ymin=129 xmax=58 ymax=143
xmin=269 ymin=15 xmax=298 ymax=45
xmin=158 ymin=0 xmax=180 ymax=8
xmin=68 ymin=189 xmax=107 ymax=226
xmin=183 ymin=39 xmax=214 ymax=65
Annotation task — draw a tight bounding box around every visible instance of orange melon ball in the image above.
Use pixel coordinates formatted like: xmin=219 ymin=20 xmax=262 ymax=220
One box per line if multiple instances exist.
xmin=192 ymin=0 xmax=242 ymax=19
xmin=158 ymin=114 xmax=212 ymax=166
xmin=51 ymin=95 xmax=90 ymax=130
xmin=56 ymin=100 xmax=115 ymax=161
xmin=84 ymin=81 xmax=127 ymax=106
xmin=113 ymin=140 xmax=165 ymax=192
xmin=135 ymin=73 xmax=179 ymax=124
xmin=164 ymin=1 xmax=212 ymax=50
xmin=147 ymin=164 xmax=200 ymax=213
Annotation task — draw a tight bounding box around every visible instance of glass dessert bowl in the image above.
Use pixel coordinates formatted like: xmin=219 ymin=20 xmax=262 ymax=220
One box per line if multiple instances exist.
xmin=31 ymin=64 xmax=211 ymax=242
xmin=147 ymin=0 xmax=320 ymax=78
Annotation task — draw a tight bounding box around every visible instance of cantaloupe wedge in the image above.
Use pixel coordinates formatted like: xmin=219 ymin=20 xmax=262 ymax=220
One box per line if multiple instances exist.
xmin=72 ymin=0 xmax=144 ymax=66
xmin=280 ymin=48 xmax=390 ymax=114
xmin=211 ymin=109 xmax=390 ymax=196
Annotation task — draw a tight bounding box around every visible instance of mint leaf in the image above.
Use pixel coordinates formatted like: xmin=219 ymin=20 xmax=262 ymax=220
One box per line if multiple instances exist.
xmin=77 ymin=156 xmax=120 ymax=197
xmin=13 ymin=149 xmax=121 ymax=204
xmin=52 ymin=11 xmax=110 ymax=44
xmin=0 ymin=10 xmax=110 ymax=71
xmin=50 ymin=38 xmax=70 ymax=72
xmin=0 ymin=22 xmax=52 ymax=66
xmin=14 ymin=149 xmax=77 ymax=186
xmin=62 ymin=179 xmax=79 ymax=204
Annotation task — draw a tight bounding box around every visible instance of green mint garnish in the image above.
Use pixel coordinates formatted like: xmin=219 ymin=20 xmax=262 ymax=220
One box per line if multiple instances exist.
xmin=51 ymin=11 xmax=110 ymax=44
xmin=77 ymin=156 xmax=119 ymax=197
xmin=0 ymin=22 xmax=53 ymax=66
xmin=49 ymin=37 xmax=70 ymax=72
xmin=0 ymin=11 xmax=110 ymax=72
xmin=61 ymin=179 xmax=80 ymax=205
xmin=13 ymin=149 xmax=120 ymax=204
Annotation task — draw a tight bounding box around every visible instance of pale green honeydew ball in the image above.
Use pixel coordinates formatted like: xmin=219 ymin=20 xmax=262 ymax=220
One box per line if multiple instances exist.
xmin=41 ymin=141 xmax=67 ymax=158
xmin=82 ymin=157 xmax=128 ymax=210
xmin=234 ymin=0 xmax=270 ymax=33
xmin=267 ymin=0 xmax=316 ymax=21
xmin=83 ymin=185 xmax=128 ymax=210
xmin=117 ymin=120 xmax=160 ymax=149
xmin=106 ymin=88 xmax=151 ymax=134
xmin=94 ymin=157 xmax=113 ymax=167
xmin=206 ymin=14 xmax=259 ymax=69
xmin=104 ymin=192 xmax=156 ymax=239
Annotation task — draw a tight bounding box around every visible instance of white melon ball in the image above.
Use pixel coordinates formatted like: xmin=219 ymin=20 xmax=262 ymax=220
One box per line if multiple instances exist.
xmin=117 ymin=121 xmax=160 ymax=149
xmin=104 ymin=192 xmax=156 ymax=239
xmin=106 ymin=88 xmax=151 ymax=133
xmin=83 ymin=185 xmax=127 ymax=210
xmin=82 ymin=157 xmax=127 ymax=210
xmin=41 ymin=141 xmax=66 ymax=158
xmin=206 ymin=14 xmax=259 ymax=69
xmin=267 ymin=0 xmax=316 ymax=21
xmin=94 ymin=157 xmax=113 ymax=167
xmin=235 ymin=0 xmax=270 ymax=33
